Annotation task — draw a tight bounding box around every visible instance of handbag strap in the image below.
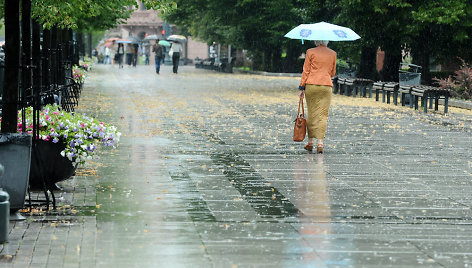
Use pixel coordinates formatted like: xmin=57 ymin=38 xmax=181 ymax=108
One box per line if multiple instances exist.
xmin=297 ymin=97 xmax=305 ymax=117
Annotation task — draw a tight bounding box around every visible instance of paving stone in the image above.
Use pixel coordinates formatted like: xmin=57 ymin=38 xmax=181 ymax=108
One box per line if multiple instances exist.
xmin=3 ymin=65 xmax=472 ymax=267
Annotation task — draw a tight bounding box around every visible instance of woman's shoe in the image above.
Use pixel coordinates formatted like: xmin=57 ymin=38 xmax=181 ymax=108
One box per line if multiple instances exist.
xmin=304 ymin=143 xmax=314 ymax=151
xmin=316 ymin=144 xmax=324 ymax=154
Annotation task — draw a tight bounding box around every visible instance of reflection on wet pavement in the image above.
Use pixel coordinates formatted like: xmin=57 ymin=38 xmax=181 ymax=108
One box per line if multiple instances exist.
xmin=4 ymin=64 xmax=472 ymax=267
xmin=85 ymin=65 xmax=472 ymax=267
xmin=212 ymin=152 xmax=300 ymax=219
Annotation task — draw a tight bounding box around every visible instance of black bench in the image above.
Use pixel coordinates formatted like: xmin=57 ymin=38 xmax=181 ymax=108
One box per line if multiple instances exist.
xmin=411 ymin=85 xmax=450 ymax=113
xmin=352 ymin=78 xmax=374 ymax=98
xmin=399 ymin=85 xmax=415 ymax=108
xmin=336 ymin=78 xmax=346 ymax=95
xmin=331 ymin=76 xmax=338 ymax=94
xmin=202 ymin=58 xmax=215 ymax=70
xmin=215 ymin=58 xmax=231 ymax=73
xmin=194 ymin=58 xmax=203 ymax=68
xmin=337 ymin=78 xmax=355 ymax=96
xmin=383 ymin=82 xmax=399 ymax=105
xmin=373 ymin=82 xmax=385 ymax=102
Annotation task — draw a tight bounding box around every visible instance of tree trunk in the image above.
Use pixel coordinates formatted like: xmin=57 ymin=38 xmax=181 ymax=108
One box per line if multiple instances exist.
xmin=77 ymin=33 xmax=85 ymax=60
xmin=50 ymin=27 xmax=58 ymax=86
xmin=252 ymin=51 xmax=262 ymax=71
xmin=263 ymin=49 xmax=271 ymax=72
xmin=87 ymin=32 xmax=93 ymax=58
xmin=270 ymin=47 xmax=282 ymax=73
xmin=358 ymin=45 xmax=377 ymax=80
xmin=1 ymin=0 xmax=21 ymax=133
xmin=21 ymin=0 xmax=33 ymax=98
xmin=411 ymin=29 xmax=431 ymax=85
xmin=381 ymin=47 xmax=402 ymax=82
xmin=32 ymin=21 xmax=41 ymax=96
xmin=32 ymin=21 xmax=42 ymax=141
xmin=284 ymin=42 xmax=301 ymax=73
xmin=42 ymin=28 xmax=51 ymax=89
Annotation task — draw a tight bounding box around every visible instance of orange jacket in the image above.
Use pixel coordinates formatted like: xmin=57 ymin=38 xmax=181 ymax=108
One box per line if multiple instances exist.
xmin=300 ymin=45 xmax=337 ymax=87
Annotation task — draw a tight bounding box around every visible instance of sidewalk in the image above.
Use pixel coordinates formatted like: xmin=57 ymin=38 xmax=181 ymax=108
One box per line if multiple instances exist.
xmin=1 ymin=64 xmax=472 ymax=267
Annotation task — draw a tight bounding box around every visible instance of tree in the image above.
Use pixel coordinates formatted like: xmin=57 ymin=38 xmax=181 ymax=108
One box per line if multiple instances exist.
xmin=1 ymin=0 xmax=176 ymax=133
xmin=408 ymin=0 xmax=472 ymax=83
xmin=164 ymin=0 xmax=302 ymax=72
xmin=29 ymin=0 xmax=175 ymax=30
xmin=336 ymin=0 xmax=472 ymax=82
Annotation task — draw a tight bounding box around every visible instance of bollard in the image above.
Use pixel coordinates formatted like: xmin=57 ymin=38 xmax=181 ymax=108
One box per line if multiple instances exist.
xmin=0 ymin=164 xmax=9 ymax=243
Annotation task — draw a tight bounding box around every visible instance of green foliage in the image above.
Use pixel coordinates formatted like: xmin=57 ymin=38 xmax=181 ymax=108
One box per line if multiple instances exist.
xmin=164 ymin=0 xmax=301 ymax=71
xmin=25 ymin=0 xmax=177 ymax=30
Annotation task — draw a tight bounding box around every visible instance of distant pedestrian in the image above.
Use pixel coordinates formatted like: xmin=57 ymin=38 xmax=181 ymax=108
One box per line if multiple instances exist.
xmin=116 ymin=43 xmax=125 ymax=68
xmin=298 ymin=40 xmax=336 ymax=154
xmin=126 ymin=44 xmax=134 ymax=66
xmin=104 ymin=47 xmax=111 ymax=64
xmin=169 ymin=41 xmax=182 ymax=74
xmin=144 ymin=45 xmax=150 ymax=65
xmin=152 ymin=40 xmax=165 ymax=74
xmin=92 ymin=48 xmax=99 ymax=63
xmin=110 ymin=41 xmax=118 ymax=66
xmin=132 ymin=44 xmax=139 ymax=67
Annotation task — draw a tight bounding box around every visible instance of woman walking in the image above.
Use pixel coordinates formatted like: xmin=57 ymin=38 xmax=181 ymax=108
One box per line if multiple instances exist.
xmin=298 ymin=40 xmax=336 ymax=153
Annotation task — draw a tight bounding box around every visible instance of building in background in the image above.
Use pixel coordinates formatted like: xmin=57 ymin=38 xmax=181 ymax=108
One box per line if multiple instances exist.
xmin=108 ymin=1 xmax=208 ymax=65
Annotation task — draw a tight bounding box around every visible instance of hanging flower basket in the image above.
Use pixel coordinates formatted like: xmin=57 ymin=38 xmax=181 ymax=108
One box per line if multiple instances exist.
xmin=29 ymin=139 xmax=77 ymax=189
xmin=1 ymin=104 xmax=121 ymax=188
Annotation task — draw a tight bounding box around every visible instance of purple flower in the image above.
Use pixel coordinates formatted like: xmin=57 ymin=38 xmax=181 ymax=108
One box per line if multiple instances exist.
xmin=70 ymin=141 xmax=76 ymax=147
xmin=52 ymin=138 xmax=59 ymax=143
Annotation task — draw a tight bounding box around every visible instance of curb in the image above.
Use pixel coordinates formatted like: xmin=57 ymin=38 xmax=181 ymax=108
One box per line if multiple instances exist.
xmin=233 ymin=69 xmax=301 ymax=77
xmin=439 ymin=99 xmax=472 ymax=110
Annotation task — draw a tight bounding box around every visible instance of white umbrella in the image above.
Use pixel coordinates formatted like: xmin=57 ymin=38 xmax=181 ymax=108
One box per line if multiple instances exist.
xmin=285 ymin=22 xmax=361 ymax=44
xmin=126 ymin=36 xmax=141 ymax=44
xmin=167 ymin=35 xmax=187 ymax=42
xmin=144 ymin=34 xmax=159 ymax=40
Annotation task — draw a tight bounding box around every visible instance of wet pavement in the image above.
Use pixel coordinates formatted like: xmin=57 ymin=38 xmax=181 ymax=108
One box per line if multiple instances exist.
xmin=2 ymin=64 xmax=472 ymax=267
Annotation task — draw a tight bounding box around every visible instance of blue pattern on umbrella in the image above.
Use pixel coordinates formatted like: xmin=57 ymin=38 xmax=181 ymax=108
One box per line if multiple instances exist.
xmin=333 ymin=30 xmax=347 ymax=38
xmin=300 ymin=29 xmax=312 ymax=38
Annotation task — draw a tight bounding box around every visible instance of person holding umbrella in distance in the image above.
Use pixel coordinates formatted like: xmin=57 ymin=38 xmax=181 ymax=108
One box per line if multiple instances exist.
xmin=285 ymin=22 xmax=361 ymax=153
xmin=169 ymin=41 xmax=182 ymax=74
xmin=167 ymin=35 xmax=186 ymax=74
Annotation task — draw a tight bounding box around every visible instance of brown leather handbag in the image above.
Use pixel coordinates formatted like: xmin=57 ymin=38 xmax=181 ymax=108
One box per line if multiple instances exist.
xmin=293 ymin=97 xmax=307 ymax=142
